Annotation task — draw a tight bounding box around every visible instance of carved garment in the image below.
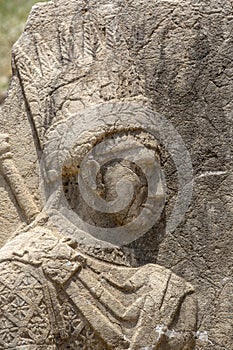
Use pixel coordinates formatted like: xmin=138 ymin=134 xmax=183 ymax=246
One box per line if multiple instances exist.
xmin=0 ymin=228 xmax=197 ymax=349
xmin=0 ymin=260 xmax=108 ymax=350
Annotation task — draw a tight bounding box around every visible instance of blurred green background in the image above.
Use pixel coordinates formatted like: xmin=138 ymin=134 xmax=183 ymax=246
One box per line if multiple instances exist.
xmin=0 ymin=0 xmax=47 ymax=100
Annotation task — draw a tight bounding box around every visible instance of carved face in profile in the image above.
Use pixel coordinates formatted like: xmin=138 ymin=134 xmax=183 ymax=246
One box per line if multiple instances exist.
xmin=41 ymin=104 xmax=166 ymax=248
xmin=62 ymin=129 xmax=164 ymax=229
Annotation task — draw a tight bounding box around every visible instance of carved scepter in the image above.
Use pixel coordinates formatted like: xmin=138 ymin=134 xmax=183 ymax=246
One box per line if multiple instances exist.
xmin=0 ymin=133 xmax=39 ymax=222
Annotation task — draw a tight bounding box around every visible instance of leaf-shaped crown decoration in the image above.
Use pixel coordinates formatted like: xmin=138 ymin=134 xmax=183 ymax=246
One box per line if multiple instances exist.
xmin=11 ymin=1 xmax=142 ymax=147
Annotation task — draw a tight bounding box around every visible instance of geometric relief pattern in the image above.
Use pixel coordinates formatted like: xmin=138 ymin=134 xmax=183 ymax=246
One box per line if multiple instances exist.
xmin=55 ymin=288 xmax=108 ymax=350
xmin=0 ymin=261 xmax=107 ymax=350
xmin=0 ymin=261 xmax=53 ymax=349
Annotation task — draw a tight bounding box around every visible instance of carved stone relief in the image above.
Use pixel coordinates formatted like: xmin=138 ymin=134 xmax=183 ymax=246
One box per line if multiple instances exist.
xmin=0 ymin=1 xmax=232 ymax=349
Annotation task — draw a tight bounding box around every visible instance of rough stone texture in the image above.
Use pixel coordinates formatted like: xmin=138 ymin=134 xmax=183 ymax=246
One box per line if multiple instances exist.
xmin=0 ymin=0 xmax=232 ymax=349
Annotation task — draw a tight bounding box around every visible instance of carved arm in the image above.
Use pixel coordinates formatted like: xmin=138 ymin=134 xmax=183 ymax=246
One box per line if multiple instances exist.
xmin=0 ymin=133 xmax=39 ymax=222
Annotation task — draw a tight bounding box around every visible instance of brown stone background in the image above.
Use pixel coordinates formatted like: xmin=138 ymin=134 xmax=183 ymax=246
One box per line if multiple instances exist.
xmin=0 ymin=1 xmax=232 ymax=349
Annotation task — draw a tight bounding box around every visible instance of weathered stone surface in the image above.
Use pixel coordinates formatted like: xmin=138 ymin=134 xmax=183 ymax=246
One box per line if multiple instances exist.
xmin=0 ymin=0 xmax=232 ymax=349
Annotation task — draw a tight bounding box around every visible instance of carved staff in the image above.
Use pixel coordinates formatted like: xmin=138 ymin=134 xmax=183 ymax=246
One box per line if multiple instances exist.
xmin=0 ymin=133 xmax=39 ymax=222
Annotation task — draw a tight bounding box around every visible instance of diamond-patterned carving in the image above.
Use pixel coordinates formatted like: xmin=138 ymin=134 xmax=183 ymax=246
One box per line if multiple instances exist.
xmin=0 ymin=260 xmax=107 ymax=349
